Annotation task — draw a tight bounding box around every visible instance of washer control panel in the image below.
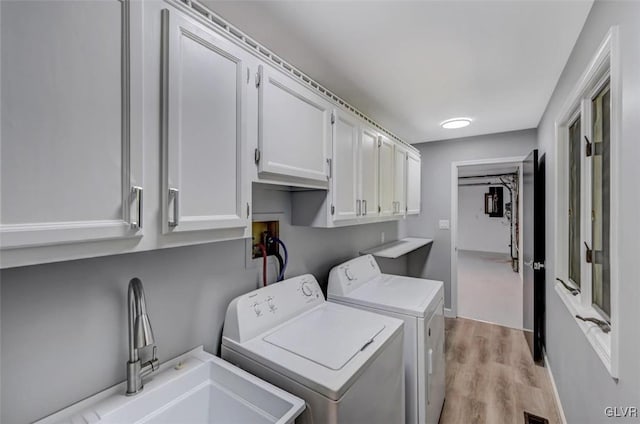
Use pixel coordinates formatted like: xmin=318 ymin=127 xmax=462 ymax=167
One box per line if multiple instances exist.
xmin=327 ymin=254 xmax=382 ymax=297
xmin=223 ymin=274 xmax=325 ymax=343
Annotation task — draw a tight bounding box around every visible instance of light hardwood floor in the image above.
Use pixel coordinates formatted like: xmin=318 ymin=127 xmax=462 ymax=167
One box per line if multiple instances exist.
xmin=440 ymin=318 xmax=562 ymax=424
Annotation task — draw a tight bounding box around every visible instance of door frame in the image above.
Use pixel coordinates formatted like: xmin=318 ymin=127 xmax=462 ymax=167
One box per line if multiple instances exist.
xmin=449 ymin=156 xmax=527 ymax=318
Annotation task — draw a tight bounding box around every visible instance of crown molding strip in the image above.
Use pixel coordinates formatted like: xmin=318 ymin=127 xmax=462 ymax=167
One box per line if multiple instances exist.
xmin=167 ymin=0 xmax=418 ymax=153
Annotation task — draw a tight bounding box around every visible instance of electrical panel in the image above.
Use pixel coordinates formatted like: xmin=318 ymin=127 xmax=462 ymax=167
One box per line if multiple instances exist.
xmin=485 ymin=186 xmax=504 ymax=217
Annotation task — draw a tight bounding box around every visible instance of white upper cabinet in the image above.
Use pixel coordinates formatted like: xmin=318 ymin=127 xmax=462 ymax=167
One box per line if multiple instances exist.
xmin=331 ymin=111 xmax=360 ymax=221
xmin=0 ymin=0 xmax=144 ymax=250
xmin=257 ymin=65 xmax=332 ymax=185
xmin=406 ymin=151 xmax=421 ymax=215
xmin=378 ymin=135 xmax=395 ymax=217
xmin=393 ymin=143 xmax=408 ymax=217
xmin=359 ymin=126 xmax=379 ymax=219
xmin=161 ymin=8 xmax=248 ymax=234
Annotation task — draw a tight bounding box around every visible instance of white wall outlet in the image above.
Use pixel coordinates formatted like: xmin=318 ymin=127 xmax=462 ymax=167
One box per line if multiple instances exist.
xmin=381 ymin=232 xmax=385 ymax=243
xmin=439 ymin=220 xmax=450 ymax=230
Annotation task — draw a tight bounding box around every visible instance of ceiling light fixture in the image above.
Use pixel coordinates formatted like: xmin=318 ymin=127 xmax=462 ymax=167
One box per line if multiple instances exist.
xmin=440 ymin=118 xmax=472 ymax=129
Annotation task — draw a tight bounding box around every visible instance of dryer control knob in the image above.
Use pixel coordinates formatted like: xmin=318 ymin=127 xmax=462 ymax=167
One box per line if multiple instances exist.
xmin=345 ymin=268 xmax=355 ymax=281
xmin=301 ymin=282 xmax=313 ymax=296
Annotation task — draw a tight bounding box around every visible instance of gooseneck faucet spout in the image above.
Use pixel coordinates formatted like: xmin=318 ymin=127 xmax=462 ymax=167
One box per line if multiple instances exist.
xmin=126 ymin=278 xmax=159 ymax=395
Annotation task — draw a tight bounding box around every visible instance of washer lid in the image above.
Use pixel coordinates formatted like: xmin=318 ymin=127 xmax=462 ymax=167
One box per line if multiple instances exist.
xmin=330 ymin=274 xmax=443 ymax=318
xmin=263 ymin=305 xmax=385 ymax=370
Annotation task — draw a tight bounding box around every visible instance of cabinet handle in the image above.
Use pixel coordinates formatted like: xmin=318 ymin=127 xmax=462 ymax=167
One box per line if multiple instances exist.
xmin=363 ymin=200 xmax=367 ymax=216
xmin=130 ymin=186 xmax=143 ymax=230
xmin=327 ymin=158 xmax=332 ymax=179
xmin=169 ymin=188 xmax=179 ymax=228
xmin=356 ymin=199 xmax=361 ymax=216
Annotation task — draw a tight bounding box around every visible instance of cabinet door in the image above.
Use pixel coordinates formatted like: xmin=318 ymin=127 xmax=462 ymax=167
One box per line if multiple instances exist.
xmin=258 ymin=65 xmax=331 ymax=183
xmin=359 ymin=126 xmax=379 ymax=218
xmin=332 ymin=111 xmax=359 ymax=221
xmin=0 ymin=0 xmax=143 ymax=249
xmin=406 ymin=152 xmax=421 ymax=215
xmin=393 ymin=145 xmax=407 ymax=216
xmin=162 ymin=9 xmax=247 ymax=234
xmin=378 ymin=136 xmax=395 ymax=216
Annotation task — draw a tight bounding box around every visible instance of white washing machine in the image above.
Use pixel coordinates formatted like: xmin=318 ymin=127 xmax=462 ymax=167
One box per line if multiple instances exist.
xmin=221 ymin=274 xmax=405 ymax=424
xmin=328 ymin=255 xmax=445 ymax=424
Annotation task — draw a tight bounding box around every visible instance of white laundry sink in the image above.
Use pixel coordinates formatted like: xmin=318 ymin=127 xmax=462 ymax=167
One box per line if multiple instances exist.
xmin=36 ymin=347 xmax=305 ymax=424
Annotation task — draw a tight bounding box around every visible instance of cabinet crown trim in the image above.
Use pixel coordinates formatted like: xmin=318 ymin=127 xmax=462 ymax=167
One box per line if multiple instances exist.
xmin=167 ymin=0 xmax=418 ymax=155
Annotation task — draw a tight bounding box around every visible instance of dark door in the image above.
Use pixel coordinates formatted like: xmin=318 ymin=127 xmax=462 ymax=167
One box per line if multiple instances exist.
xmin=523 ymin=150 xmax=546 ymax=361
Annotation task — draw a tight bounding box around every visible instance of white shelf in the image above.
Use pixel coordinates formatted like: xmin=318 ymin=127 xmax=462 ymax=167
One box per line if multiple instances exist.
xmin=360 ymin=237 xmax=433 ymax=259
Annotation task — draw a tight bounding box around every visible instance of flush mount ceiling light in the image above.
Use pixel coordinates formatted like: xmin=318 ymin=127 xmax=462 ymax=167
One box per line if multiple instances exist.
xmin=440 ymin=118 xmax=472 ymax=129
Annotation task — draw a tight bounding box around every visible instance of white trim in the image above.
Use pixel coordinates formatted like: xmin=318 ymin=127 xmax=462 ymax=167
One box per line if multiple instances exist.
xmin=457 ymin=314 xmax=523 ymax=331
xmin=450 ymin=163 xmax=459 ymax=316
xmin=555 ymin=283 xmax=612 ymax=374
xmin=0 ymin=220 xmax=139 ymax=249
xmin=544 ymin=352 xmax=568 ymax=424
xmin=608 ymin=26 xmax=622 ymax=382
xmin=552 ymin=26 xmax=619 ymax=378
xmin=450 ymin=155 xmax=527 ymax=317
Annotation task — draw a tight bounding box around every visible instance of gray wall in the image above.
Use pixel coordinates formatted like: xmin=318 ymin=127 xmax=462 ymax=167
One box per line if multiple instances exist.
xmin=0 ymin=184 xmax=398 ymax=424
xmin=458 ymin=184 xmax=511 ymax=254
xmin=403 ymin=129 xmax=537 ymax=309
xmin=537 ymin=1 xmax=640 ymax=422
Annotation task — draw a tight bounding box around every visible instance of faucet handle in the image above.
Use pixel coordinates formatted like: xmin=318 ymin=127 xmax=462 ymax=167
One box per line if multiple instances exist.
xmin=150 ymin=346 xmax=159 ymax=372
xmin=141 ymin=346 xmax=160 ymax=377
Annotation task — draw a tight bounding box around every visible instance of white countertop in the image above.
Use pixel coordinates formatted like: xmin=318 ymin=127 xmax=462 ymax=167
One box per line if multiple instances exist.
xmin=360 ymin=237 xmax=433 ymax=259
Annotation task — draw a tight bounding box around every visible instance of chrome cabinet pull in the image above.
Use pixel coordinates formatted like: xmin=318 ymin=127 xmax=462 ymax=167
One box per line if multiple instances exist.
xmin=363 ymin=200 xmax=367 ymax=216
xmin=356 ymin=199 xmax=361 ymax=216
xmin=168 ymin=188 xmax=179 ymax=227
xmin=130 ymin=186 xmax=143 ymax=230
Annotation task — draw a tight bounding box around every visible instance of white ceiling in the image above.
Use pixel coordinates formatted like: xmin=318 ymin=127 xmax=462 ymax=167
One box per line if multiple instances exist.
xmin=204 ymin=0 xmax=593 ymax=143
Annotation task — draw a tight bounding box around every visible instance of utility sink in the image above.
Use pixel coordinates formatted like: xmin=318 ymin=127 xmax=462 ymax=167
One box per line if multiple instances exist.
xmin=37 ymin=347 xmax=305 ymax=424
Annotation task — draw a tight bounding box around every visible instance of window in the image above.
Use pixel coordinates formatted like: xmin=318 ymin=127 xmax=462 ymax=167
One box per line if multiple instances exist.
xmin=565 ymin=78 xmax=611 ymax=321
xmin=568 ymin=116 xmax=581 ymax=289
xmin=554 ymin=27 xmax=618 ymax=377
xmin=591 ymin=82 xmax=611 ymax=318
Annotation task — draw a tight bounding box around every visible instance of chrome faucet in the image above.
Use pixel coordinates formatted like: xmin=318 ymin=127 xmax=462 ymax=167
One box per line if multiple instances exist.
xmin=126 ymin=277 xmax=159 ymax=395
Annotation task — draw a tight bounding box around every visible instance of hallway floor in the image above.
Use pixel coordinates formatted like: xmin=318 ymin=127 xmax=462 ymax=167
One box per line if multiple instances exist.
xmin=440 ymin=318 xmax=562 ymax=424
xmin=458 ymin=249 xmax=523 ymax=329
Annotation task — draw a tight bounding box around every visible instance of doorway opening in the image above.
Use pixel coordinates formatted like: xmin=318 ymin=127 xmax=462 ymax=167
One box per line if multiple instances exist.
xmin=451 ymin=157 xmax=525 ymax=329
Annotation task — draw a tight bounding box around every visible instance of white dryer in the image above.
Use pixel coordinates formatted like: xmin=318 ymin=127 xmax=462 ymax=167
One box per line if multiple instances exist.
xmin=328 ymin=255 xmax=445 ymax=424
xmin=221 ymin=274 xmax=405 ymax=424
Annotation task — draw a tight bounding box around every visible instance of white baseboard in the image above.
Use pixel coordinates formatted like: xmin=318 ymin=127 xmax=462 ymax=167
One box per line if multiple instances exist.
xmin=444 ymin=308 xmax=456 ymax=318
xmin=456 ymin=314 xmax=524 ymax=331
xmin=544 ymin=352 xmax=567 ymax=424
